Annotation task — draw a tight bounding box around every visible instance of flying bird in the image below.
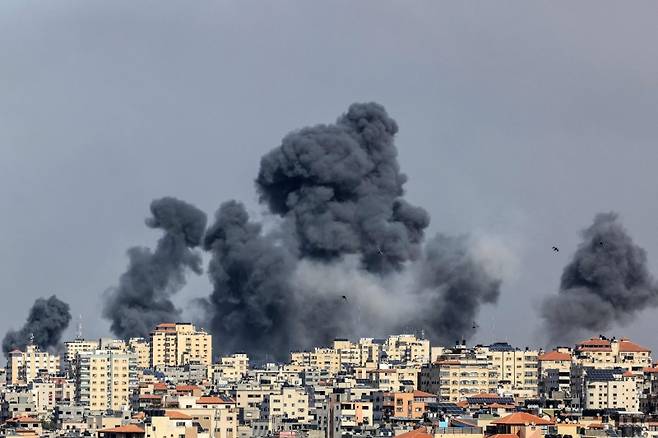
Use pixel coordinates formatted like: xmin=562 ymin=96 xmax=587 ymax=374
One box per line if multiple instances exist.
xmin=472 ymin=321 xmax=479 ymax=329
xmin=552 ymin=246 xmax=559 ymax=252
xmin=376 ymin=245 xmax=385 ymax=256
xmin=341 ymin=295 xmax=348 ymax=302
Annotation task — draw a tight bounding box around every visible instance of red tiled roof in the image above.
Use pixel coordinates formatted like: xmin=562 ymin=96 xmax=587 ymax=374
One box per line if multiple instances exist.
xmin=492 ymin=412 xmax=553 ymax=426
xmin=644 ymin=367 xmax=658 ymax=373
xmin=578 ymin=338 xmax=611 ymax=346
xmin=413 ymin=390 xmax=436 ymax=398
xmin=489 ymin=434 xmax=519 ymax=438
xmin=139 ymin=394 xmax=162 ymax=400
xmin=619 ymin=340 xmax=650 ymax=353
xmin=396 ymin=427 xmax=432 ymax=438
xmin=538 ymin=351 xmax=571 ymax=361
xmin=165 ymin=410 xmax=192 ymax=420
xmin=98 ymin=424 xmax=145 ymax=433
xmin=176 ymin=385 xmax=199 ymax=391
xmin=153 ymin=382 xmax=167 ymax=390
xmin=197 ymin=396 xmax=235 ymax=404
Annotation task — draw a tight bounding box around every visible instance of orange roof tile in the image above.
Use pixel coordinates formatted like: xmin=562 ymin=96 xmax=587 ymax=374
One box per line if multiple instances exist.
xmin=176 ymin=385 xmax=199 ymax=391
xmin=619 ymin=340 xmax=650 ymax=353
xmin=197 ymin=396 xmax=235 ymax=404
xmin=644 ymin=367 xmax=658 ymax=373
xmin=413 ymin=390 xmax=436 ymax=398
xmin=578 ymin=338 xmax=611 ymax=346
xmin=98 ymin=424 xmax=145 ymax=433
xmin=165 ymin=410 xmax=192 ymax=420
xmin=153 ymin=382 xmax=167 ymax=390
xmin=396 ymin=427 xmax=432 ymax=438
xmin=538 ymin=351 xmax=571 ymax=361
xmin=489 ymin=434 xmax=519 ymax=438
xmin=492 ymin=412 xmax=553 ymax=426
xmin=623 ymin=371 xmax=636 ymax=377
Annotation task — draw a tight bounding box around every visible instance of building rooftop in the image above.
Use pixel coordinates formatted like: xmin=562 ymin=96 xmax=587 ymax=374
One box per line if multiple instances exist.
xmin=492 ymin=412 xmax=553 ymax=426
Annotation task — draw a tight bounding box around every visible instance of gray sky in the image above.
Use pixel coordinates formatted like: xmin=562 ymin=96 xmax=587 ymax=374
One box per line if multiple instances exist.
xmin=2 ymin=1 xmax=658 ymax=353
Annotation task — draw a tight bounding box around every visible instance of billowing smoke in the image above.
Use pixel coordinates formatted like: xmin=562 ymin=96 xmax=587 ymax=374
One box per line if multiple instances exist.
xmin=257 ymin=102 xmax=430 ymax=273
xmin=103 ymin=197 xmax=207 ymax=339
xmin=541 ymin=212 xmax=658 ymax=344
xmin=203 ymin=200 xmax=296 ymax=358
xmin=414 ymin=234 xmax=501 ymax=343
xmin=203 ymin=102 xmax=502 ymax=358
xmin=2 ymin=295 xmax=71 ymax=355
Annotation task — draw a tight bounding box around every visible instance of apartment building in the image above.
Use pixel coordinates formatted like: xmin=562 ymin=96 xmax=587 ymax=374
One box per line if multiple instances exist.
xmin=150 ymin=322 xmax=212 ymax=368
xmin=7 ymin=345 xmax=61 ymax=385
xmin=572 ymin=367 xmax=639 ymax=411
xmin=214 ymin=353 xmax=250 ymax=383
xmin=260 ymin=386 xmax=310 ymax=426
xmin=574 ymin=337 xmax=651 ymax=372
xmin=383 ymin=334 xmax=430 ymax=365
xmin=75 ymin=349 xmax=137 ymax=413
xmin=176 ymin=395 xmax=238 ymax=438
xmin=127 ymin=338 xmax=150 ymax=369
xmin=477 ymin=343 xmax=539 ymax=399
xmin=419 ymin=357 xmax=494 ymax=402
xmin=538 ymin=350 xmax=572 ymax=398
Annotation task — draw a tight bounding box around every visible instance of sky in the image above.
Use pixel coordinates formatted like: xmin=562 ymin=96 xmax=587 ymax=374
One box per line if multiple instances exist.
xmin=1 ymin=1 xmax=658 ymax=353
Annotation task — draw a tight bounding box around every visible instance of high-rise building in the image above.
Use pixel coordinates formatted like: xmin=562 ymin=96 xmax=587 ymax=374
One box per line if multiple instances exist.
xmin=128 ymin=338 xmax=150 ymax=369
xmin=75 ymin=349 xmax=137 ymax=413
xmin=150 ymin=323 xmax=212 ymax=368
xmin=7 ymin=345 xmax=61 ymax=385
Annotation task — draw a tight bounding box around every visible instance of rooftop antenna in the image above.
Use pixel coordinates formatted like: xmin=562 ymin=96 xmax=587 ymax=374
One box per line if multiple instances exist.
xmin=76 ymin=314 xmax=83 ymax=340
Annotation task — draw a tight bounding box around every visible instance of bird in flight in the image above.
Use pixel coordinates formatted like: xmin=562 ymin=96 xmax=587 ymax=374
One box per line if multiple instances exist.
xmin=341 ymin=295 xmax=348 ymax=302
xmin=472 ymin=321 xmax=479 ymax=329
xmin=599 ymin=241 xmax=604 ymax=246
xmin=376 ymin=245 xmax=385 ymax=256
xmin=552 ymin=246 xmax=559 ymax=252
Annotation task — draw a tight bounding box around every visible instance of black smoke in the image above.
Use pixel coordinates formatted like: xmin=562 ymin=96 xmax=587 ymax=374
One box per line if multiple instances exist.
xmin=257 ymin=102 xmax=430 ymax=273
xmin=203 ymin=102 xmax=502 ymax=358
xmin=414 ymin=234 xmax=501 ymax=344
xmin=103 ymin=197 xmax=207 ymax=339
xmin=2 ymin=295 xmax=71 ymax=355
xmin=203 ymin=200 xmax=296 ymax=358
xmin=541 ymin=212 xmax=658 ymax=344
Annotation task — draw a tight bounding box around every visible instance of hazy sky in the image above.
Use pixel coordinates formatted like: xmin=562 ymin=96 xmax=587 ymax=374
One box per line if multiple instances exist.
xmin=2 ymin=2 xmax=658 ymax=353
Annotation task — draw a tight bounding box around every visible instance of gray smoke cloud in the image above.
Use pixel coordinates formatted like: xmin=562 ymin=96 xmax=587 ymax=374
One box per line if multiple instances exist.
xmin=2 ymin=295 xmax=71 ymax=355
xmin=103 ymin=197 xmax=207 ymax=339
xmin=541 ymin=212 xmax=658 ymax=344
xmin=256 ymin=102 xmax=430 ymax=273
xmin=414 ymin=234 xmax=501 ymax=344
xmin=204 ymin=102 xmax=502 ymax=359
xmin=203 ymin=200 xmax=296 ymax=359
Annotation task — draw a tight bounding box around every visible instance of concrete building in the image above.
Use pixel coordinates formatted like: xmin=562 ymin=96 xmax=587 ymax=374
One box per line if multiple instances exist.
xmin=419 ymin=354 xmax=494 ymax=402
xmin=476 ymin=343 xmax=539 ymax=399
xmin=538 ymin=350 xmax=572 ymax=399
xmin=150 ymin=323 xmax=212 ymax=368
xmin=571 ymin=367 xmax=640 ymax=411
xmin=7 ymin=345 xmax=61 ymax=385
xmin=214 ymin=353 xmax=249 ymax=383
xmin=75 ymin=349 xmax=137 ymax=413
xmin=574 ymin=337 xmax=651 ymax=372
xmin=260 ymin=386 xmax=310 ymax=426
xmin=127 ymin=338 xmax=150 ymax=369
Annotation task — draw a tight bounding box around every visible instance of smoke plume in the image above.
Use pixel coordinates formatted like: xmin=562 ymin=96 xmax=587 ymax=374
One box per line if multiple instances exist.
xmin=256 ymin=102 xmax=430 ymax=273
xmin=541 ymin=212 xmax=658 ymax=344
xmin=203 ymin=200 xmax=296 ymax=358
xmin=414 ymin=234 xmax=501 ymax=343
xmin=2 ymin=295 xmax=71 ymax=355
xmin=203 ymin=102 xmax=502 ymax=358
xmin=103 ymin=197 xmax=207 ymax=339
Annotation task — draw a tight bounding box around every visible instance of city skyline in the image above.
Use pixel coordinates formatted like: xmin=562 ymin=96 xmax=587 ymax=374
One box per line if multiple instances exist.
xmin=3 ymin=2 xmax=658 ymax=357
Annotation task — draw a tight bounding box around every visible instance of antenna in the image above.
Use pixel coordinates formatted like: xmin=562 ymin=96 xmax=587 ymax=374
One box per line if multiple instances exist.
xmin=76 ymin=314 xmax=83 ymax=340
